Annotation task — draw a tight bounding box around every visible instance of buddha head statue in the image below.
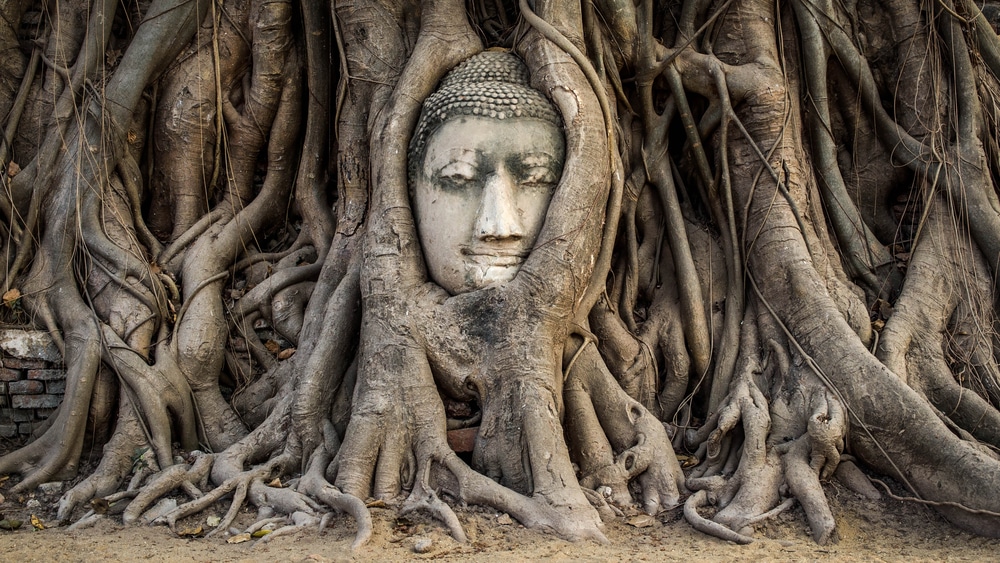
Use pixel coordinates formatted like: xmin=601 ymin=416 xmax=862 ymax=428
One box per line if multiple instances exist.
xmin=409 ymin=50 xmax=565 ymax=295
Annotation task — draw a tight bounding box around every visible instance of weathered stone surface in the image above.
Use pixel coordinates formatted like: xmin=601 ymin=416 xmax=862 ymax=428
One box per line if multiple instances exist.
xmin=45 ymin=379 xmax=66 ymax=394
xmin=12 ymin=394 xmax=61 ymax=409
xmin=18 ymin=421 xmax=40 ymax=434
xmin=35 ymin=408 xmax=56 ymax=419
xmin=8 ymin=380 xmax=44 ymax=394
xmin=1 ymin=357 xmax=49 ymax=369
xmin=27 ymin=369 xmax=65 ymax=381
xmin=1 ymin=407 xmax=33 ymax=422
xmin=0 ymin=368 xmax=20 ymax=381
xmin=0 ymin=423 xmax=17 ymax=437
xmin=0 ymin=329 xmax=61 ymax=362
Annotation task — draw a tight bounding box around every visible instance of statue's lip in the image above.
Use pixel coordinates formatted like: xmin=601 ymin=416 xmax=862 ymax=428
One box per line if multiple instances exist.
xmin=460 ymin=247 xmax=529 ymax=259
xmin=461 ymin=248 xmax=528 ymax=267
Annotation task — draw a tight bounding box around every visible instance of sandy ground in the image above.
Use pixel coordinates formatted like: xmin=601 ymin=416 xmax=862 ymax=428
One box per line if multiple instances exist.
xmin=1 ymin=472 xmax=998 ymax=563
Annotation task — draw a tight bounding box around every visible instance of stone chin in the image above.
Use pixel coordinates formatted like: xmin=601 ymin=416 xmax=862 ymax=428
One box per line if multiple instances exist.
xmin=463 ymin=257 xmax=525 ymax=291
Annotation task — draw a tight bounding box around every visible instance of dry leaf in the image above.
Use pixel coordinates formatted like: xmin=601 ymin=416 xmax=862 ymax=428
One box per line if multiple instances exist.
xmin=265 ymin=340 xmax=281 ymax=354
xmin=626 ymin=514 xmax=657 ymax=528
xmin=277 ymin=348 xmax=296 ymax=360
xmin=2 ymin=288 xmax=21 ymax=309
xmin=267 ymin=477 xmax=283 ymax=488
xmin=30 ymin=514 xmax=45 ymax=530
xmin=677 ymin=454 xmax=699 ymax=468
xmin=365 ymin=499 xmax=387 ymax=508
xmin=251 ymin=529 xmax=271 ymax=538
xmin=177 ymin=525 xmax=204 ymax=537
xmin=91 ymin=498 xmax=110 ymax=514
xmin=227 ymin=533 xmax=252 ymax=544
xmin=206 ymin=515 xmax=221 ymax=527
xmin=7 ymin=162 xmax=20 ymax=177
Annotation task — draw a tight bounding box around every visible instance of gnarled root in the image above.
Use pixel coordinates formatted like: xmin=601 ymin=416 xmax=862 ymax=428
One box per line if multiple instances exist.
xmin=685 ymin=356 xmax=847 ymax=545
xmin=566 ymin=340 xmax=685 ymax=514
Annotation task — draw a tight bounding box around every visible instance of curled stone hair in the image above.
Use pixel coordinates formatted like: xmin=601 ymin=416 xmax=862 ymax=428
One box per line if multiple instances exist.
xmin=408 ymin=50 xmax=563 ymax=184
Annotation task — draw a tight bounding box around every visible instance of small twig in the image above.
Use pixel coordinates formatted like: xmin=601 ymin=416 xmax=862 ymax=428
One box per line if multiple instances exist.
xmin=871 ymin=478 xmax=1000 ymax=518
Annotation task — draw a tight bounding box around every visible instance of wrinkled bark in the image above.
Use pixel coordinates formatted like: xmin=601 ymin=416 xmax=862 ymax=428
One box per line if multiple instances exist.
xmin=2 ymin=0 xmax=1000 ymax=549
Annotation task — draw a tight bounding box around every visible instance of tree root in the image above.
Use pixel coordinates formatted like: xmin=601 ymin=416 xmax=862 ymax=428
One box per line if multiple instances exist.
xmin=684 ymin=490 xmax=753 ymax=544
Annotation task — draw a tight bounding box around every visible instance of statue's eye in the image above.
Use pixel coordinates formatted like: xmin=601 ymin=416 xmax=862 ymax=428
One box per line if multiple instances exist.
xmin=521 ymin=167 xmax=558 ymax=189
xmin=439 ymin=172 xmax=478 ymax=191
xmin=435 ymin=162 xmax=479 ymax=191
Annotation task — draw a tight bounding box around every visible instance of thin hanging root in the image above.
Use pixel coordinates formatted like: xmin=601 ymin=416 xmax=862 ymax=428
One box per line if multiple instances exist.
xmin=684 ymin=490 xmax=754 ymax=544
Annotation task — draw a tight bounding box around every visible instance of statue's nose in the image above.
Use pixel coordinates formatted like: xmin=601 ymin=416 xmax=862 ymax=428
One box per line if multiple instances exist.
xmin=475 ymin=169 xmax=524 ymax=241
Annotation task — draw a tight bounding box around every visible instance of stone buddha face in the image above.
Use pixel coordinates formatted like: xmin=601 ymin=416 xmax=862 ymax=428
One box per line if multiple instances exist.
xmin=412 ymin=116 xmax=564 ymax=294
xmin=409 ymin=51 xmax=565 ymax=295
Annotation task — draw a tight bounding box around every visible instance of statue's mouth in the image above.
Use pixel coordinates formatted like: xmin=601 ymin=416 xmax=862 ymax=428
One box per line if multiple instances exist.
xmin=461 ymin=248 xmax=529 ymax=268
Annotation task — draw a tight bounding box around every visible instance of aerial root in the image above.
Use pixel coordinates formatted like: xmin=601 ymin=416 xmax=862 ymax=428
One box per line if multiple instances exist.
xmin=569 ymin=343 xmax=685 ymax=514
xmin=833 ymin=459 xmax=881 ymax=500
xmin=57 ymin=414 xmax=151 ymax=522
xmin=780 ymin=437 xmax=837 ymax=544
xmin=122 ymin=452 xmax=214 ymax=524
xmin=745 ymin=497 xmax=795 ymax=526
xmin=204 ymin=476 xmax=253 ymax=538
xmin=400 ymin=470 xmax=467 ymax=543
xmin=66 ymin=512 xmax=106 ymax=531
xmin=298 ymin=441 xmax=373 ymax=549
xmin=683 ymin=490 xmax=754 ymax=544
xmin=256 ymin=512 xmax=321 ymax=544
xmin=153 ymin=458 xmax=281 ymax=531
xmin=580 ymin=486 xmax=622 ymax=520
xmin=438 ymin=452 xmax=609 ymax=543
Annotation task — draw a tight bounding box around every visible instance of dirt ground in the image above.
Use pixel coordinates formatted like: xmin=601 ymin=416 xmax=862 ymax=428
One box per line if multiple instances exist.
xmin=1 ymin=465 xmax=998 ymax=563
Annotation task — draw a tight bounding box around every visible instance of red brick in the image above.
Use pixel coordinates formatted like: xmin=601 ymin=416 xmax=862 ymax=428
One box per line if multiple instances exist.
xmin=0 ymin=367 xmax=21 ymax=381
xmin=12 ymin=394 xmax=61 ymax=409
xmin=27 ymin=369 xmax=65 ymax=381
xmin=8 ymin=379 xmax=44 ymax=394
xmin=447 ymin=426 xmax=479 ymax=453
xmin=1 ymin=357 xmax=49 ymax=369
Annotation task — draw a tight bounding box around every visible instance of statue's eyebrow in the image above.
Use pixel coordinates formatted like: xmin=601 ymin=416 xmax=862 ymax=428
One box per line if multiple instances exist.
xmin=426 ymin=148 xmax=480 ymax=174
xmin=517 ymin=152 xmax=561 ymax=168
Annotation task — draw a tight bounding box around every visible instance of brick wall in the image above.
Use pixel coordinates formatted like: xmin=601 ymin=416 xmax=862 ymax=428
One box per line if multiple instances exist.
xmin=0 ymin=330 xmax=65 ymax=438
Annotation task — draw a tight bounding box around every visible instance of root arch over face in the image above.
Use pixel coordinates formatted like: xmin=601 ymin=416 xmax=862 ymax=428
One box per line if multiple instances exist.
xmin=3 ymin=0 xmax=1000 ymax=550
